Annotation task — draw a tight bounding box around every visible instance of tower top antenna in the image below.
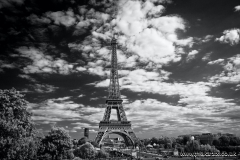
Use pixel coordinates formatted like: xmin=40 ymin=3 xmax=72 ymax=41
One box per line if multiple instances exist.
xmin=111 ymin=0 xmax=119 ymax=39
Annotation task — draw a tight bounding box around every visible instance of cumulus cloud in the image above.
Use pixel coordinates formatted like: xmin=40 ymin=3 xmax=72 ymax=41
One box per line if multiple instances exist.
xmin=27 ymin=14 xmax=51 ymax=25
xmin=30 ymin=99 xmax=82 ymax=123
xmin=30 ymin=96 xmax=240 ymax=134
xmin=69 ymin=0 xmax=193 ymax=77
xmin=18 ymin=74 xmax=59 ymax=93
xmin=72 ymin=122 xmax=95 ymax=130
xmin=78 ymin=106 xmax=105 ymax=123
xmin=202 ymin=52 xmax=212 ymax=62
xmin=125 ymin=28 xmax=176 ymax=64
xmin=207 ymin=59 xmax=224 ymax=65
xmin=123 ymin=98 xmax=233 ymax=134
xmin=216 ymin=28 xmax=240 ymax=45
xmin=186 ymin=50 xmax=198 ymax=62
xmin=87 ymin=66 xmax=108 ymax=77
xmin=54 ymin=97 xmax=71 ymax=101
xmin=76 ymin=66 xmax=87 ymax=72
xmin=94 ymin=68 xmax=215 ymax=99
xmin=0 ymin=60 xmax=16 ymax=72
xmin=213 ymin=108 xmax=240 ymax=121
xmin=178 ymin=95 xmax=235 ymax=112
xmin=234 ymin=5 xmax=240 ymax=12
xmin=114 ymin=0 xmax=190 ymax=65
xmin=78 ymin=94 xmax=85 ymax=97
xmin=21 ymin=83 xmax=58 ymax=93
xmin=202 ymin=35 xmax=213 ymax=43
xmin=90 ymin=97 xmax=99 ymax=101
xmin=188 ymin=50 xmax=198 ymax=56
xmin=0 ymin=0 xmax=25 ymax=9
xmin=45 ymin=9 xmax=76 ymax=27
xmin=15 ymin=47 xmax=75 ymax=74
xmin=73 ymin=8 xmax=110 ymax=36
xmin=29 ymin=97 xmax=106 ymax=125
xmin=210 ymin=54 xmax=240 ymax=84
xmin=18 ymin=74 xmax=37 ymax=82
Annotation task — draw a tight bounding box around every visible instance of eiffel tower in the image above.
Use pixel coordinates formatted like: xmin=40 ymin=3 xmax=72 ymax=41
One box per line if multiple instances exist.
xmin=95 ymin=36 xmax=138 ymax=147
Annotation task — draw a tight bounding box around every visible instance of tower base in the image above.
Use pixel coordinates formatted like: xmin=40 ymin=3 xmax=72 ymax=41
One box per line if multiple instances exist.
xmin=95 ymin=121 xmax=138 ymax=147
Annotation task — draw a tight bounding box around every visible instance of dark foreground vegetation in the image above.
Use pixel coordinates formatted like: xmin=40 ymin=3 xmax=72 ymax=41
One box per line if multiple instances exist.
xmin=0 ymin=88 xmax=110 ymax=160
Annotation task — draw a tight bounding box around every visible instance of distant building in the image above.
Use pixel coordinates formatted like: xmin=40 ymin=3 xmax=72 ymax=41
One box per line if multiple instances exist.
xmin=101 ymin=136 xmax=125 ymax=148
xmin=221 ymin=133 xmax=236 ymax=137
xmin=178 ymin=135 xmax=187 ymax=139
xmin=159 ymin=148 xmax=179 ymax=156
xmin=84 ymin=128 xmax=89 ymax=138
xmin=191 ymin=134 xmax=201 ymax=139
xmin=198 ymin=133 xmax=214 ymax=145
xmin=178 ymin=132 xmax=236 ymax=145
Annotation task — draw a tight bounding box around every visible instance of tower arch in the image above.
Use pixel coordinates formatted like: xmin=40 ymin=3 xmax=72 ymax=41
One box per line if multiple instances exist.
xmin=99 ymin=130 xmax=135 ymax=147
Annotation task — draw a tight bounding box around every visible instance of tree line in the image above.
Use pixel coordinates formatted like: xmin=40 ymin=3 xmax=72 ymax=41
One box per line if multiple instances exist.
xmin=140 ymin=134 xmax=240 ymax=154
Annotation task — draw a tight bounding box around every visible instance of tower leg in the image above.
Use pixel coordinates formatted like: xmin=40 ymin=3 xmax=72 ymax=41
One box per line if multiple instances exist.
xmin=102 ymin=106 xmax=111 ymax=121
xmin=120 ymin=133 xmax=134 ymax=147
xmin=128 ymin=131 xmax=145 ymax=149
xmin=118 ymin=104 xmax=127 ymax=121
xmin=128 ymin=131 xmax=138 ymax=143
xmin=95 ymin=132 xmax=104 ymax=144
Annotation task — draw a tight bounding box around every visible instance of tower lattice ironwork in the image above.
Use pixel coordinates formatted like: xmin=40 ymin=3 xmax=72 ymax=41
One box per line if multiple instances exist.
xmin=95 ymin=37 xmax=139 ymax=147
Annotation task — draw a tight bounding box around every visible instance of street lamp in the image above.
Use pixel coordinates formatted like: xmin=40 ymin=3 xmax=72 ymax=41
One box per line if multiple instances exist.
xmin=190 ymin=136 xmax=195 ymax=160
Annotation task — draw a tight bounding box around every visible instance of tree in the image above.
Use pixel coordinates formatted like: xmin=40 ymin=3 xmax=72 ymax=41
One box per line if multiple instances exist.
xmin=230 ymin=137 xmax=239 ymax=146
xmin=72 ymin=139 xmax=79 ymax=149
xmin=78 ymin=137 xmax=88 ymax=146
xmin=210 ymin=146 xmax=220 ymax=153
xmin=73 ymin=157 xmax=83 ymax=160
xmin=185 ymin=140 xmax=200 ymax=152
xmin=172 ymin=142 xmax=177 ymax=148
xmin=177 ymin=147 xmax=184 ymax=153
xmin=170 ymin=137 xmax=176 ymax=144
xmin=163 ymin=137 xmax=172 ymax=144
xmin=158 ymin=137 xmax=165 ymax=145
xmin=142 ymin=138 xmax=151 ymax=146
xmin=165 ymin=143 xmax=172 ymax=149
xmin=95 ymin=150 xmax=109 ymax=158
xmin=212 ymin=138 xmax=220 ymax=146
xmin=150 ymin=137 xmax=159 ymax=145
xmin=219 ymin=136 xmax=230 ymax=146
xmin=72 ymin=139 xmax=78 ymax=146
xmin=163 ymin=137 xmax=172 ymax=149
xmin=0 ymin=88 xmax=39 ymax=160
xmin=39 ymin=127 xmax=72 ymax=160
xmin=159 ymin=144 xmax=165 ymax=148
xmin=73 ymin=142 xmax=96 ymax=159
xmin=183 ymin=136 xmax=191 ymax=145
xmin=134 ymin=138 xmax=145 ymax=149
xmin=205 ymin=144 xmax=212 ymax=152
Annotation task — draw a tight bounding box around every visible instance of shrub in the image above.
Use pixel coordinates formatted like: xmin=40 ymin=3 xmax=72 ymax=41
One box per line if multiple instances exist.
xmin=73 ymin=142 xmax=96 ymax=159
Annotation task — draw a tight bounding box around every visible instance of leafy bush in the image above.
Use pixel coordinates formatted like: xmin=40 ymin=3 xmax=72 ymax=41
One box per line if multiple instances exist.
xmin=78 ymin=137 xmax=88 ymax=146
xmin=73 ymin=142 xmax=96 ymax=159
xmin=95 ymin=149 xmax=109 ymax=158
xmin=0 ymin=88 xmax=39 ymax=160
xmin=39 ymin=127 xmax=73 ymax=160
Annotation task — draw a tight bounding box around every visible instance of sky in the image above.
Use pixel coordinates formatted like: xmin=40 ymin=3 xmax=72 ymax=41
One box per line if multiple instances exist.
xmin=1 ymin=0 xmax=240 ymax=140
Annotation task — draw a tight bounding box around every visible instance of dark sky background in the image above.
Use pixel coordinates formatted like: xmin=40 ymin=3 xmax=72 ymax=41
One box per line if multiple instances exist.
xmin=1 ymin=0 xmax=240 ymax=140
